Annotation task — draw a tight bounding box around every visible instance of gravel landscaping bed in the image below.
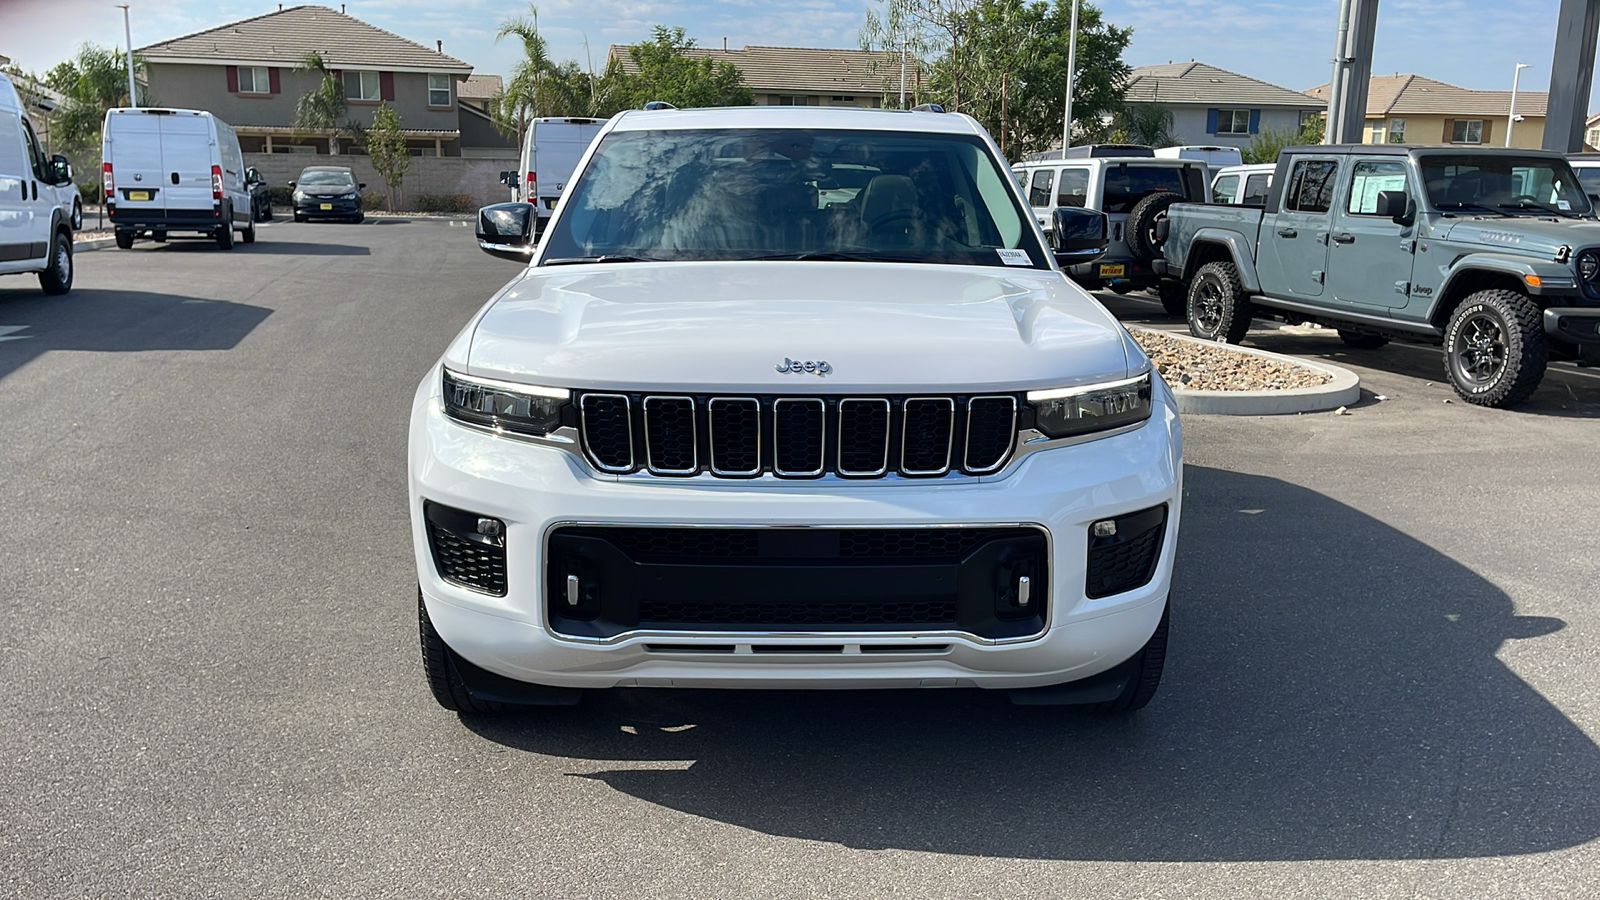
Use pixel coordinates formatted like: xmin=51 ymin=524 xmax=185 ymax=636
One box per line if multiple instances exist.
xmin=1131 ymin=328 xmax=1332 ymax=391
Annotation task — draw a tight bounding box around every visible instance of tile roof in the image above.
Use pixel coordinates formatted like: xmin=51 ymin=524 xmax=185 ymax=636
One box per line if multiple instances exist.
xmin=1125 ymin=62 xmax=1324 ymax=108
xmin=607 ymin=44 xmax=903 ymax=95
xmin=458 ymin=74 xmax=502 ymax=100
xmin=1304 ymin=74 xmax=1548 ymax=118
xmin=136 ymin=5 xmax=471 ymax=73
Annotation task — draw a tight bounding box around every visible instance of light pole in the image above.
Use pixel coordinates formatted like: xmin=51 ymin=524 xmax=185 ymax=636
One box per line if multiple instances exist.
xmin=116 ymin=4 xmax=137 ymax=107
xmin=1061 ymin=0 xmax=1079 ymax=154
xmin=1506 ymin=62 xmax=1530 ymax=147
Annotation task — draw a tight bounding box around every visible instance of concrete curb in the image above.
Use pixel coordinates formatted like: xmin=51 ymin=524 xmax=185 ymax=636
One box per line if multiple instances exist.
xmin=1130 ymin=326 xmax=1363 ymax=415
xmin=73 ymin=237 xmax=117 ymax=253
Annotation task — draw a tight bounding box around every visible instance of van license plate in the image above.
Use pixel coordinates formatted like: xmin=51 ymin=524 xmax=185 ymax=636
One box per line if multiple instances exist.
xmin=545 ymin=198 xmax=558 ymax=209
xmin=319 ymin=203 xmax=333 ymax=210
xmin=1099 ymin=263 xmax=1126 ymax=277
xmin=127 ymin=190 xmax=150 ymax=202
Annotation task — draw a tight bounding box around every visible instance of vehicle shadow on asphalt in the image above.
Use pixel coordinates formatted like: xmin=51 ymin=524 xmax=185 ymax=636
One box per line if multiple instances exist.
xmin=0 ymin=289 xmax=271 ymax=383
xmin=129 ymin=241 xmax=372 ymax=256
xmin=461 ymin=465 xmax=1600 ymax=862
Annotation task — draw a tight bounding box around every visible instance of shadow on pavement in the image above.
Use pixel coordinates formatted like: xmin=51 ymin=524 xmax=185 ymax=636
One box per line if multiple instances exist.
xmin=128 ymin=240 xmax=371 ymax=256
xmin=0 ymin=289 xmax=271 ymax=383
xmin=463 ymin=465 xmax=1600 ymax=861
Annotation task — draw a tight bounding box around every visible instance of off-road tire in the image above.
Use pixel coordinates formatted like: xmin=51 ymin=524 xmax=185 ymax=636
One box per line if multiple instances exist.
xmin=1125 ymin=190 xmax=1183 ymax=262
xmin=1087 ymin=603 xmax=1169 ymax=714
xmin=1443 ymin=289 xmax=1546 ymax=408
xmin=1187 ymin=261 xmax=1252 ymax=344
xmin=241 ymin=217 xmax=256 ymax=244
xmin=114 ymin=229 xmax=134 ymax=250
xmin=1338 ymin=330 xmax=1389 ymax=349
xmin=1156 ymin=279 xmax=1188 ymax=316
xmin=418 ymin=590 xmax=513 ymax=713
xmin=37 ymin=229 xmax=72 ymax=295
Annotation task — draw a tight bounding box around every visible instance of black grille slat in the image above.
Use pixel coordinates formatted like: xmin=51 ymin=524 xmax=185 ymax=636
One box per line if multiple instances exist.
xmin=643 ymin=396 xmax=697 ymax=474
xmin=580 ymin=394 xmax=633 ymax=472
xmin=773 ymin=398 xmax=825 ymax=476
xmin=709 ymin=398 xmax=760 ymax=475
xmin=426 ymin=522 xmax=507 ymax=595
xmin=901 ymin=398 xmax=954 ymax=474
xmin=639 ymin=598 xmax=957 ymax=627
xmin=964 ymin=397 xmax=1016 ymax=473
xmin=837 ymin=398 xmax=890 ymax=475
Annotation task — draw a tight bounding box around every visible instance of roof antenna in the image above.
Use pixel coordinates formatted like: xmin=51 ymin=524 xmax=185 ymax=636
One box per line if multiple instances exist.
xmin=437 ymin=40 xmax=442 ymax=53
xmin=723 ymin=37 xmax=728 ymax=51
xmin=340 ymin=4 xmax=346 ymax=12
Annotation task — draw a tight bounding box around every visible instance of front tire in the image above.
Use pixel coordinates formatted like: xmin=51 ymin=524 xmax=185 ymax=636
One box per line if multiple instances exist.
xmin=1187 ymin=261 xmax=1252 ymax=343
xmin=1156 ymin=279 xmax=1188 ymax=316
xmin=1086 ymin=604 xmax=1169 ymax=714
xmin=37 ymin=229 xmax=72 ymax=295
xmin=418 ymin=590 xmax=512 ymax=713
xmin=1443 ymin=289 xmax=1546 ymax=407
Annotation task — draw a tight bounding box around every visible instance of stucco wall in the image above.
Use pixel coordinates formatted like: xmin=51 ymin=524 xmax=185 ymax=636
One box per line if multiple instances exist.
xmin=245 ymin=153 xmax=508 ymax=209
xmin=146 ymin=63 xmax=460 ymax=134
xmin=1164 ymin=104 xmax=1318 ymax=148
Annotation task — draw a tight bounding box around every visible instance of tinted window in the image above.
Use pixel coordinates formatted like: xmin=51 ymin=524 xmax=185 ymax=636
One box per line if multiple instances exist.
xmin=1347 ymin=160 xmax=1408 ymax=215
xmin=1284 ymin=159 xmax=1338 ymax=214
xmin=1102 ymin=165 xmax=1187 ymax=214
xmin=1242 ymin=173 xmax=1271 ymax=206
xmin=299 ymin=169 xmax=356 ymax=186
xmin=1421 ymin=155 xmax=1592 ymax=215
xmin=1028 ymin=169 xmax=1054 ymax=207
xmin=1578 ymin=167 xmax=1600 ymax=197
xmin=1211 ymin=174 xmax=1239 ymax=204
xmin=1056 ymin=168 xmax=1088 ymax=206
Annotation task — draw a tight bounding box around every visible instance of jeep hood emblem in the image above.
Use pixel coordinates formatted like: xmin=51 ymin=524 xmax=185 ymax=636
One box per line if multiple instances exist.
xmin=776 ymin=357 xmax=831 ymax=376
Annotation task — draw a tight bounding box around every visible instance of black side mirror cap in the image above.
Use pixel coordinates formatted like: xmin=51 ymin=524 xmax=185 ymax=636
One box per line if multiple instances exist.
xmin=359 ymin=182 xmax=367 ymax=190
xmin=288 ymin=181 xmax=297 ymax=188
xmin=1050 ymin=206 xmax=1109 ymax=268
xmin=499 ymin=171 xmax=521 ymax=187
xmin=1377 ymin=190 xmax=1414 ymax=225
xmin=49 ymin=154 xmax=71 ymax=185
xmin=477 ymin=201 xmax=537 ymax=262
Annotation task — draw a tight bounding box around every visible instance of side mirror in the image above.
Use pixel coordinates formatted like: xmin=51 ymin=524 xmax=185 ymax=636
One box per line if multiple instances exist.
xmin=245 ymin=167 xmax=260 ymax=185
xmin=358 ymin=182 xmax=367 ymax=190
xmin=49 ymin=154 xmax=71 ymax=185
xmin=1050 ymin=206 xmax=1109 ymax=269
xmin=476 ymin=201 xmax=537 ymax=261
xmin=288 ymin=181 xmax=297 ymax=188
xmin=499 ymin=170 xmax=521 ymax=188
xmin=1377 ymin=190 xmax=1413 ymax=225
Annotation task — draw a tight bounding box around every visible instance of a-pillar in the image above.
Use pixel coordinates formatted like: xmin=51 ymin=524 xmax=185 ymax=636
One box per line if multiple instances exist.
xmin=1543 ymin=0 xmax=1600 ymax=151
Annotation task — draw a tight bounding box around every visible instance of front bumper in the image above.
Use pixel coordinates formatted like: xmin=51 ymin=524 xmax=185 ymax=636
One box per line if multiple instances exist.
xmin=295 ymin=197 xmax=360 ymax=217
xmin=409 ymin=368 xmax=1183 ymax=691
xmin=1544 ymin=306 xmax=1600 ymax=345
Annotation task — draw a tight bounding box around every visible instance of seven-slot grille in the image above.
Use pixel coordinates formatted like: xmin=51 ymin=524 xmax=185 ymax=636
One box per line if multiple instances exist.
xmin=578 ymin=393 xmax=1017 ymax=478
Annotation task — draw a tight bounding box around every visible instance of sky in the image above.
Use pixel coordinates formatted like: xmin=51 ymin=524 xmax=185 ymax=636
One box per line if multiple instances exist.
xmin=1 ymin=0 xmax=1594 ymax=109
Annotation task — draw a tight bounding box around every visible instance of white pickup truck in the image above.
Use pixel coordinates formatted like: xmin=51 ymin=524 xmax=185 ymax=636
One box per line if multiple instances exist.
xmin=412 ymin=106 xmax=1182 ymax=714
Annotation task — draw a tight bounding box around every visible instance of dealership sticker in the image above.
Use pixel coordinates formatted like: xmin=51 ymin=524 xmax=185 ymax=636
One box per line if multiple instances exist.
xmin=996 ymin=248 xmax=1032 ymax=266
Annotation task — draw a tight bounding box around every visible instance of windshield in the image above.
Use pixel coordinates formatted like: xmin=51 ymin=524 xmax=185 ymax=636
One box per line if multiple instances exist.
xmin=540 ymin=128 xmax=1048 ymax=268
xmin=299 ymin=170 xmax=355 ymax=186
xmin=1420 ymin=155 xmax=1592 ymax=215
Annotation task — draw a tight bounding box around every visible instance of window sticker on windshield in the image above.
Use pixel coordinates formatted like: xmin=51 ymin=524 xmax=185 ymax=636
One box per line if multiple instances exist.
xmin=996 ymin=248 xmax=1032 ymax=266
xmin=1559 ymin=199 xmax=1572 ymax=210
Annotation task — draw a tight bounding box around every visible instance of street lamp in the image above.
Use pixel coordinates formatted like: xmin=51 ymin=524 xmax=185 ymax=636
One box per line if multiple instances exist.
xmin=1506 ymin=62 xmax=1530 ymax=147
xmin=116 ymin=4 xmax=137 ymax=108
xmin=1061 ymin=0 xmax=1080 ymax=154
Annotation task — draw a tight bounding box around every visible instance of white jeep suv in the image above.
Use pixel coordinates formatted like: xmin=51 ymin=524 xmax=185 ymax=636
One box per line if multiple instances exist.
xmin=410 ymin=106 xmax=1183 ymax=713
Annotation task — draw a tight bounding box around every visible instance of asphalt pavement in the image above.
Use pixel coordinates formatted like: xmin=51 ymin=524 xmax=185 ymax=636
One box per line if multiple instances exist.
xmin=1 ymin=223 xmax=1597 ymax=899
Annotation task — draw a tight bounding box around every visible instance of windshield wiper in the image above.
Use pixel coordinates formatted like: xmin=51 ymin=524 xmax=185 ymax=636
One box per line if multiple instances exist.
xmin=540 ymin=255 xmax=660 ymax=266
xmin=1497 ymin=201 xmax=1580 ymax=219
xmin=735 ymin=251 xmax=932 ymax=263
xmin=1437 ymin=202 xmax=1514 ymax=218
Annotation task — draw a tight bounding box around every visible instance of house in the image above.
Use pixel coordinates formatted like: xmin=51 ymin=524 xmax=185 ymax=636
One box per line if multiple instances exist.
xmin=1583 ymin=111 xmax=1600 ymax=150
xmin=1304 ymin=74 xmax=1548 ymax=148
xmin=456 ymin=74 xmax=502 ymax=115
xmin=1122 ymin=62 xmax=1325 ymax=148
xmin=607 ymin=43 xmax=903 ymax=108
xmin=135 ymin=4 xmax=513 ymax=158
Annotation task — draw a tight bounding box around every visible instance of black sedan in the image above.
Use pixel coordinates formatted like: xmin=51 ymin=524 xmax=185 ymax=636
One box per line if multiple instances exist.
xmin=291 ymin=166 xmax=365 ymax=223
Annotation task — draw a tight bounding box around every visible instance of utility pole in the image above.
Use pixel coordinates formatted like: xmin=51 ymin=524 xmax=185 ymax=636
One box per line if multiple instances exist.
xmin=1061 ymin=0 xmax=1079 ymax=153
xmin=900 ymin=38 xmax=907 ymax=109
xmin=1324 ymin=0 xmax=1351 ymax=143
xmin=117 ymin=4 xmax=138 ymax=107
xmin=1000 ymin=72 xmax=1009 ymax=156
xmin=1506 ymin=63 xmax=1529 ymax=146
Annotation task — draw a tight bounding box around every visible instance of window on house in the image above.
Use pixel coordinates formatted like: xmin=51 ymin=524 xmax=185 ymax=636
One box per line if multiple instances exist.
xmin=1388 ymin=118 xmax=1406 ymax=143
xmin=1588 ymin=127 xmax=1600 ymax=147
xmin=238 ymin=66 xmax=270 ymax=94
xmin=343 ymin=70 xmax=381 ymax=101
xmin=1452 ymin=119 xmax=1484 ymax=144
xmin=1215 ymin=109 xmax=1250 ymax=135
xmin=1283 ymin=159 xmax=1338 ymax=214
xmin=1055 ymin=168 xmax=1089 ymax=207
xmin=1028 ymin=169 xmax=1055 ymax=207
xmin=428 ymin=74 xmax=450 ymax=106
xmin=1365 ymin=119 xmax=1385 ymax=144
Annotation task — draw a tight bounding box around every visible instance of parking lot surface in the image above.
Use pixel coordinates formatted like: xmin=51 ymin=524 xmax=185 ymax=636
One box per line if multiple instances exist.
xmin=2 ymin=222 xmax=1598 ymax=898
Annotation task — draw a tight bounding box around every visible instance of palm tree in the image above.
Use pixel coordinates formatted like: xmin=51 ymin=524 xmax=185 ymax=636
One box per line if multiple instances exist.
xmin=494 ymin=5 xmax=555 ymax=150
xmin=46 ymin=44 xmax=143 ymax=156
xmin=293 ymin=52 xmax=358 ymax=152
xmin=1112 ymin=103 xmax=1179 ymax=148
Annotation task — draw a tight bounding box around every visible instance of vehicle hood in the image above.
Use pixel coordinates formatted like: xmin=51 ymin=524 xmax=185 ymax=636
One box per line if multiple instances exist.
xmin=463 ymin=261 xmax=1137 ymax=393
xmin=1436 ymin=217 xmax=1600 ymax=256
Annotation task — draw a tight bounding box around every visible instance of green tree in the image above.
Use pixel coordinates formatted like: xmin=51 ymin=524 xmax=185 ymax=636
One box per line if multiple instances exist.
xmin=1094 ymin=103 xmax=1178 ymax=147
xmin=293 ymin=52 xmax=361 ymax=151
xmin=493 ymin=4 xmax=556 ymax=150
xmin=611 ymin=27 xmax=751 ymax=110
xmin=1242 ymin=118 xmax=1323 ymax=164
xmin=44 ymin=43 xmax=144 ymax=157
xmin=366 ymin=104 xmax=409 ymax=212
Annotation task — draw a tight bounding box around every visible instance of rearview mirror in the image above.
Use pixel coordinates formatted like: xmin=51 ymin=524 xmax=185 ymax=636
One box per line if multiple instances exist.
xmin=1050 ymin=206 xmax=1109 ymax=269
xmin=476 ymin=201 xmax=537 ymax=262
xmin=49 ymin=154 xmax=71 ymax=185
xmin=1377 ymin=190 xmax=1413 ymax=225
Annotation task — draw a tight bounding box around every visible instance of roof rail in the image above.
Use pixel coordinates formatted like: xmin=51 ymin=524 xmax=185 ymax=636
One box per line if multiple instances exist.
xmin=642 ymin=100 xmax=678 ymax=111
xmin=911 ymin=103 xmax=945 ymax=113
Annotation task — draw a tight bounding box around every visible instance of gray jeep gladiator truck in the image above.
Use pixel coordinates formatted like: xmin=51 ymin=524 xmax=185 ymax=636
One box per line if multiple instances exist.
xmin=1156 ymin=144 xmax=1600 ymax=407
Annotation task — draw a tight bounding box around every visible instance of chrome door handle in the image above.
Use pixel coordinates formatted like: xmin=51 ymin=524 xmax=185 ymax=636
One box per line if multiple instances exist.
xmin=1276 ymin=227 xmax=1297 ymax=238
xmin=1332 ymin=233 xmax=1355 ymax=244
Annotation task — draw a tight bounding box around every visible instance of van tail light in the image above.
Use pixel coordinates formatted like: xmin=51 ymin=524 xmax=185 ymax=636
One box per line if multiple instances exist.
xmin=102 ymin=162 xmax=114 ymax=201
xmin=527 ymin=171 xmax=536 ymax=197
xmin=211 ymin=165 xmax=223 ymax=200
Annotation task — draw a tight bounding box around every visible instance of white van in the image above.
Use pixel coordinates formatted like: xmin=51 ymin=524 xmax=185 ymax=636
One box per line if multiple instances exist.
xmin=1153 ymin=145 xmax=1244 ymax=182
xmin=1208 ymin=163 xmax=1275 ymax=205
xmin=102 ymin=107 xmax=256 ymax=249
xmin=0 ymin=71 xmax=74 ymax=294
xmin=513 ymin=117 xmax=604 ymax=231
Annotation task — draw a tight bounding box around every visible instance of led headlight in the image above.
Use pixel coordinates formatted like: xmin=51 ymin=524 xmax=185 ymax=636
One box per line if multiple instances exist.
xmin=1027 ymin=373 xmax=1153 ymax=439
xmin=442 ymin=368 xmax=568 ymax=436
xmin=1579 ymin=250 xmax=1600 ymax=282
xmin=293 ymin=190 xmax=307 ymax=202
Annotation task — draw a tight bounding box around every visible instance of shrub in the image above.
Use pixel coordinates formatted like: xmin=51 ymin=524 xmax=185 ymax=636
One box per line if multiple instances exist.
xmin=414 ymin=193 xmax=476 ymax=214
xmin=78 ymin=182 xmax=99 ymax=206
xmin=360 ymin=189 xmax=388 ymax=210
xmin=267 ymin=185 xmax=295 ymax=205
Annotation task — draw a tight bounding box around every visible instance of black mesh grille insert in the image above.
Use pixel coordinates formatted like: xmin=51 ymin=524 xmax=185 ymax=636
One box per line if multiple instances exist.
xmin=774 ymin=399 xmax=825 ymax=476
xmin=901 ymin=398 xmax=954 ymax=473
xmin=639 ymin=598 xmax=957 ymax=627
xmin=964 ymin=397 xmax=1016 ymax=473
xmin=426 ymin=521 xmax=507 ymax=596
xmin=709 ymin=398 xmax=760 ymax=475
xmin=644 ymin=396 xmax=696 ymax=473
xmin=581 ymin=394 xmax=632 ymax=471
xmin=598 ymin=528 xmax=761 ymax=561
xmin=837 ymin=398 xmax=889 ymax=475
xmin=1086 ymin=506 xmax=1167 ymax=599
xmin=839 ymin=528 xmax=1017 ymax=559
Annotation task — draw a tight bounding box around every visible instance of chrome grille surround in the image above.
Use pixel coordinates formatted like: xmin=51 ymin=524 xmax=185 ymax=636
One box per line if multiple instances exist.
xmin=642 ymin=395 xmax=698 ymax=475
xmin=963 ymin=395 xmax=1018 ymax=474
xmin=836 ymin=397 xmax=891 ymax=476
xmin=772 ymin=397 xmax=827 ymax=477
xmin=707 ymin=397 xmax=762 ymax=476
xmin=899 ymin=397 xmax=956 ymax=476
xmin=579 ymin=393 xmax=633 ymax=473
